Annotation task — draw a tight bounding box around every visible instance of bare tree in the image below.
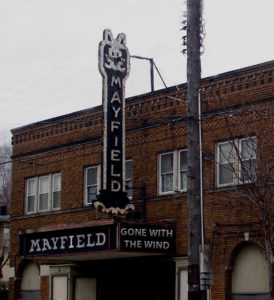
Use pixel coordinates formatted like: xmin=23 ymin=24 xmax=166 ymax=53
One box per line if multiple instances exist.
xmin=215 ymin=100 xmax=274 ymax=292
xmin=0 ymin=144 xmax=12 ymax=213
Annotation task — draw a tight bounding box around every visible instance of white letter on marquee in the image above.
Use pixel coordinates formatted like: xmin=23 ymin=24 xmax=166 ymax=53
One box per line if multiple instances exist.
xmin=96 ymin=233 xmax=106 ymax=246
xmin=110 ymin=91 xmax=121 ymax=103
xmin=111 ymin=149 xmax=121 ymax=161
xmin=111 ymin=180 xmax=121 ymax=192
xmin=111 ymin=76 xmax=121 ymax=87
xmin=112 ymin=106 xmax=121 ymax=118
xmin=29 ymin=239 xmax=41 ymax=253
xmin=111 ymin=164 xmax=121 ymax=177
xmin=42 ymin=238 xmax=52 ymax=251
xmin=111 ymin=121 xmax=120 ymax=132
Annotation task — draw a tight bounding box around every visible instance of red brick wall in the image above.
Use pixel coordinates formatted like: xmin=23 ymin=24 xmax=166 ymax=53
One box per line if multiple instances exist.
xmin=10 ymin=61 xmax=274 ymax=300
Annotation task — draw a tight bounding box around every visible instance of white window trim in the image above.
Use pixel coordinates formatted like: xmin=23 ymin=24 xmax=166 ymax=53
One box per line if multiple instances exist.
xmin=38 ymin=175 xmax=50 ymax=212
xmin=84 ymin=161 xmax=133 ymax=205
xmin=84 ymin=165 xmax=101 ymax=206
xmin=52 ymin=173 xmax=61 ymax=211
xmin=216 ymin=137 xmax=256 ymax=188
xmin=239 ymin=136 xmax=257 ymax=184
xmin=159 ymin=151 xmax=176 ymax=195
xmin=216 ymin=140 xmax=236 ymax=188
xmin=25 ymin=173 xmax=61 ymax=215
xmin=125 ymin=159 xmax=133 ymax=199
xmin=159 ymin=149 xmax=188 ymax=195
xmin=178 ymin=149 xmax=188 ymax=192
xmin=26 ymin=177 xmax=37 ymax=214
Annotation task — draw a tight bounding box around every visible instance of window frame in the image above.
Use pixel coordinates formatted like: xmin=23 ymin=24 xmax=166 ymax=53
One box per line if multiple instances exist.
xmin=125 ymin=159 xmax=133 ymax=199
xmin=84 ymin=165 xmax=101 ymax=206
xmin=178 ymin=149 xmax=188 ymax=192
xmin=84 ymin=161 xmax=133 ymax=205
xmin=216 ymin=140 xmax=236 ymax=187
xmin=239 ymin=136 xmax=257 ymax=184
xmin=52 ymin=173 xmax=62 ymax=211
xmin=3 ymin=227 xmax=10 ymax=248
xmin=159 ymin=149 xmax=188 ymax=195
xmin=26 ymin=177 xmax=37 ymax=214
xmin=38 ymin=175 xmax=50 ymax=212
xmin=25 ymin=173 xmax=61 ymax=215
xmin=159 ymin=151 xmax=176 ymax=195
xmin=216 ymin=137 xmax=257 ymax=187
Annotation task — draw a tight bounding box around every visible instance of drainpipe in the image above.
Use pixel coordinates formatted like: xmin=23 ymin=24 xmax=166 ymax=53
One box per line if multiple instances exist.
xmin=198 ymin=89 xmax=204 ymax=253
xmin=199 ymin=89 xmax=210 ymax=294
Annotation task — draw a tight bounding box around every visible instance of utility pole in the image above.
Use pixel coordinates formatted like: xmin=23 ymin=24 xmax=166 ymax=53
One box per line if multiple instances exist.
xmin=186 ymin=0 xmax=206 ymax=299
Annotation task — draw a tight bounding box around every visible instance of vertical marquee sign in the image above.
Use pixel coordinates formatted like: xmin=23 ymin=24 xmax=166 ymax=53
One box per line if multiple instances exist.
xmin=94 ymin=29 xmax=134 ymax=214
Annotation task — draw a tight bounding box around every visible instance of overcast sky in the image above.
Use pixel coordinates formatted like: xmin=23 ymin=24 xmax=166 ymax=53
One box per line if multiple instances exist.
xmin=1 ymin=0 xmax=274 ymax=144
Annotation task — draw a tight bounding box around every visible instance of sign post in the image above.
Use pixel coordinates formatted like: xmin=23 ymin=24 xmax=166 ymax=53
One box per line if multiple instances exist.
xmin=94 ymin=29 xmax=134 ymax=214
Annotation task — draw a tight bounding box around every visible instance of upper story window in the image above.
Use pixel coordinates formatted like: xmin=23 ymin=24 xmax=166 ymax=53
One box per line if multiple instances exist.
xmin=26 ymin=173 xmax=61 ymax=214
xmin=84 ymin=160 xmax=133 ymax=205
xmin=217 ymin=137 xmax=256 ymax=187
xmin=239 ymin=137 xmax=257 ymax=183
xmin=52 ymin=173 xmax=61 ymax=209
xmin=125 ymin=159 xmax=132 ymax=198
xmin=3 ymin=227 xmax=10 ymax=248
xmin=179 ymin=150 xmax=188 ymax=191
xmin=159 ymin=149 xmax=187 ymax=195
xmin=85 ymin=165 xmax=101 ymax=205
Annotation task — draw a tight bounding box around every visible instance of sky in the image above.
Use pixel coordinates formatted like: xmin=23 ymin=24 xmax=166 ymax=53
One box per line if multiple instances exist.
xmin=1 ymin=0 xmax=274 ymax=144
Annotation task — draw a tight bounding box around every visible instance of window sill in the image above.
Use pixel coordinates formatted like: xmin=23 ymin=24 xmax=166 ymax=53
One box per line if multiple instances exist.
xmin=12 ymin=205 xmax=95 ymax=220
xmin=206 ymin=183 xmax=255 ymax=194
xmin=147 ymin=191 xmax=188 ymax=202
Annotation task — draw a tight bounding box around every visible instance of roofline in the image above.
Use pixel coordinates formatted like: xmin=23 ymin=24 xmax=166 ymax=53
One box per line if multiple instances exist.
xmin=11 ymin=105 xmax=101 ymax=133
xmin=11 ymin=59 xmax=274 ymax=133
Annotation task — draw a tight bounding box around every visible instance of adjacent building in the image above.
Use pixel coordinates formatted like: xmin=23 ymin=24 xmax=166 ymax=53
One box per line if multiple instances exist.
xmin=0 ymin=205 xmax=10 ymax=295
xmin=9 ymin=60 xmax=274 ymax=300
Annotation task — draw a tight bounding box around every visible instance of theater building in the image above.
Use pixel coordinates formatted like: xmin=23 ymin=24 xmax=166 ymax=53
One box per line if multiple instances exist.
xmin=9 ymin=59 xmax=274 ymax=300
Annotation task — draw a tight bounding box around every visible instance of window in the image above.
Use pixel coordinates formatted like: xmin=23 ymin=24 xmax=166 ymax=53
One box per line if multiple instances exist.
xmin=217 ymin=137 xmax=256 ymax=187
xmin=217 ymin=141 xmax=235 ymax=186
xmin=84 ymin=161 xmax=133 ymax=205
xmin=179 ymin=150 xmax=188 ymax=191
xmin=27 ymin=178 xmax=36 ymax=213
xmin=39 ymin=176 xmax=49 ymax=211
xmin=52 ymin=173 xmax=61 ymax=210
xmin=3 ymin=227 xmax=10 ymax=248
xmin=159 ymin=149 xmax=187 ymax=195
xmin=125 ymin=160 xmax=132 ymax=198
xmin=160 ymin=152 xmax=174 ymax=194
xmin=85 ymin=165 xmax=100 ymax=205
xmin=240 ymin=137 xmax=257 ymax=183
xmin=26 ymin=173 xmax=61 ymax=214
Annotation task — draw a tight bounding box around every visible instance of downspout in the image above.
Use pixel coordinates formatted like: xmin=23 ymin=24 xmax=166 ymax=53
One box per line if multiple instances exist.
xmin=198 ymin=89 xmax=205 ymax=253
xmin=199 ymin=89 xmax=208 ymax=292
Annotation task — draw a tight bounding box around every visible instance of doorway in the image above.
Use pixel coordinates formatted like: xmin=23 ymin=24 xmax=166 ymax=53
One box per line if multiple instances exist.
xmin=232 ymin=244 xmax=271 ymax=300
xmin=20 ymin=262 xmax=40 ymax=300
xmin=97 ymin=258 xmax=175 ymax=300
xmin=74 ymin=278 xmax=96 ymax=300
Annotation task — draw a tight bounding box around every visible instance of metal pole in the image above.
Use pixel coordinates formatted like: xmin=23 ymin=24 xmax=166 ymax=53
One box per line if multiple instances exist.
xmin=198 ymin=89 xmax=205 ymax=253
xmin=150 ymin=58 xmax=155 ymax=92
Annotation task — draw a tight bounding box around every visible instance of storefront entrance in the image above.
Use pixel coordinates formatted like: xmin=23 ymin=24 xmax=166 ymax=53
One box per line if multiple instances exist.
xmin=20 ymin=262 xmax=40 ymax=300
xmin=74 ymin=278 xmax=97 ymax=300
xmin=73 ymin=257 xmax=175 ymax=300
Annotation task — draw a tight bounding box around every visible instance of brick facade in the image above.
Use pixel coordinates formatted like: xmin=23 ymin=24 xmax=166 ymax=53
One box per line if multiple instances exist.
xmin=9 ymin=60 xmax=274 ymax=299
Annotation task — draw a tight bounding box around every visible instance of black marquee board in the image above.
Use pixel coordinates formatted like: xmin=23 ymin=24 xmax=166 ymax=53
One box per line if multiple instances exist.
xmin=19 ymin=222 xmax=175 ymax=258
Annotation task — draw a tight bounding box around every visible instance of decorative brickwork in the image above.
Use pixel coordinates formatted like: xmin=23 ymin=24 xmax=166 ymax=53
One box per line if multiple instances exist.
xmin=9 ymin=60 xmax=274 ymax=300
